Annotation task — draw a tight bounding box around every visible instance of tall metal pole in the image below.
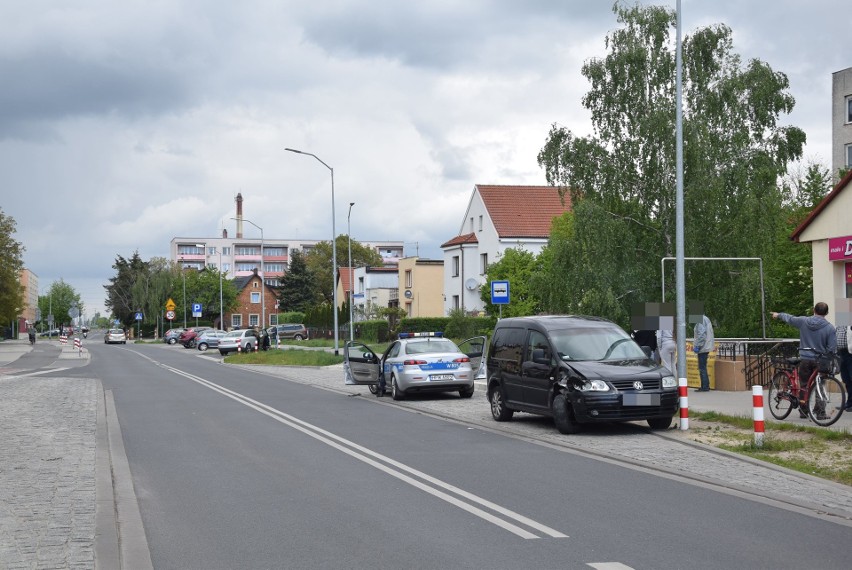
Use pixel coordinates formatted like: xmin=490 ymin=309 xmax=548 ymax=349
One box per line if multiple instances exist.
xmin=348 ymin=202 xmax=355 ymax=342
xmin=286 ymin=148 xmax=339 ymax=355
xmin=675 ymin=0 xmax=688 ymax=430
xmin=217 ymin=248 xmax=224 ymax=330
xmin=182 ymin=270 xmax=186 ymax=329
xmin=238 ymin=218 xmax=265 ymax=329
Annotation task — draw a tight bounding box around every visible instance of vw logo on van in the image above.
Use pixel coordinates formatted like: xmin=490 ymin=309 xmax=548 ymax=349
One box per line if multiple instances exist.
xmin=633 ymin=381 xmax=644 ymax=391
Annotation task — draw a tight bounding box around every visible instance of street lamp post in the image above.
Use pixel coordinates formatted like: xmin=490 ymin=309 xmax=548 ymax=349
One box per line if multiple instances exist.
xmin=347 ymin=202 xmax=354 ymax=342
xmin=231 ymin=218 xmax=265 ymax=329
xmin=285 ymin=147 xmax=339 ymax=355
xmin=182 ymin=270 xmax=187 ymax=329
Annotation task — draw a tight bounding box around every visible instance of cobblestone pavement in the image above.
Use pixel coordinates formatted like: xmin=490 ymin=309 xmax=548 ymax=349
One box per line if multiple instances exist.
xmin=238 ymin=363 xmax=852 ymax=525
xmin=0 ymin=376 xmax=98 ymax=569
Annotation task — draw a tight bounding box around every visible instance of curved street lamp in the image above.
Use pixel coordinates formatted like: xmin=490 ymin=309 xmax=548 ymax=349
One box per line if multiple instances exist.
xmin=286 ymin=147 xmax=339 ymax=355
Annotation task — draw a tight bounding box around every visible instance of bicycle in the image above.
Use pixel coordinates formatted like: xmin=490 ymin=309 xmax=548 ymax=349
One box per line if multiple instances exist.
xmin=767 ymin=351 xmax=846 ymax=427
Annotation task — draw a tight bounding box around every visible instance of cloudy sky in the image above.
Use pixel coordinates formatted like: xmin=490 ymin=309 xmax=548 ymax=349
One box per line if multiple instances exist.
xmin=1 ymin=0 xmax=847 ymax=318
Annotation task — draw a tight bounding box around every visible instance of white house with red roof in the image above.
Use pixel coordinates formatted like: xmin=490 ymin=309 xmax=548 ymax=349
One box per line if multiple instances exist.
xmin=441 ymin=184 xmax=571 ymax=315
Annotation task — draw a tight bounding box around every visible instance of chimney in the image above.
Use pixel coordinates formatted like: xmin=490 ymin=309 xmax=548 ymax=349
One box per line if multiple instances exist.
xmin=222 ymin=228 xmax=228 ymax=239
xmin=235 ymin=193 xmax=244 ymax=238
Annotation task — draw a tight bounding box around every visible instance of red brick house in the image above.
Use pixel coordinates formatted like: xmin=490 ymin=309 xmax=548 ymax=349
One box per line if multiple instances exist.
xmin=226 ymin=268 xmax=278 ymax=329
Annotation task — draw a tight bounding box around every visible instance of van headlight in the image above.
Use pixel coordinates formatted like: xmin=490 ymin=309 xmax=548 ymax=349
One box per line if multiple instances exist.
xmin=662 ymin=375 xmax=677 ymax=388
xmin=578 ymin=379 xmax=610 ymax=392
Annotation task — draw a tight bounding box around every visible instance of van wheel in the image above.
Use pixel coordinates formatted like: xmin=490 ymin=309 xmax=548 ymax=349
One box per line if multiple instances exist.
xmin=459 ymin=386 xmax=474 ymax=398
xmin=552 ymin=394 xmax=580 ymax=434
xmin=490 ymin=387 xmax=513 ymax=421
xmin=391 ymin=376 xmax=405 ymax=400
xmin=648 ymin=416 xmax=673 ymax=430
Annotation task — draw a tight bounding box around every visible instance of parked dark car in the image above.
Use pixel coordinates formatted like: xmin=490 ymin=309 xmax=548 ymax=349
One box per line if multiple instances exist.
xmin=486 ymin=315 xmax=678 ymax=434
xmin=178 ymin=327 xmax=211 ymax=349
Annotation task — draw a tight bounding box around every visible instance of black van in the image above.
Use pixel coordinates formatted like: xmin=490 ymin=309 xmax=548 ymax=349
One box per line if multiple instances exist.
xmin=486 ymin=315 xmax=678 ymax=434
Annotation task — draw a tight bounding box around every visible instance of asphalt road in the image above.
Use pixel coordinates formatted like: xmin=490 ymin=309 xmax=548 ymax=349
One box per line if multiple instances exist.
xmin=52 ymin=342 xmax=850 ymax=569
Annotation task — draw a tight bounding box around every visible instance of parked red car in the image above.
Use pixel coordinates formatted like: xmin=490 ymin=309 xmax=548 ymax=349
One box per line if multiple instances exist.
xmin=178 ymin=327 xmax=211 ymax=349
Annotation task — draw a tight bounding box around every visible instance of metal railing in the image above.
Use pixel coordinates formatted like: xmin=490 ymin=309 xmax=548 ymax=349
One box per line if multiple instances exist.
xmin=709 ymin=338 xmax=799 ymax=388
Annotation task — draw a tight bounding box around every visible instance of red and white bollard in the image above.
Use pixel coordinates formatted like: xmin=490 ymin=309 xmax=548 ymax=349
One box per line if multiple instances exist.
xmin=237 ymin=344 xmax=241 ymax=354
xmin=752 ymin=385 xmax=765 ymax=447
xmin=678 ymin=377 xmax=689 ymax=430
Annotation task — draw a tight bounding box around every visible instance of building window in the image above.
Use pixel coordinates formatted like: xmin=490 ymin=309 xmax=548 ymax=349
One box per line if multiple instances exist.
xmin=235 ymin=263 xmax=258 ymax=272
xmin=222 ymin=247 xmax=231 ymax=255
xmin=406 ymin=302 xmax=412 ymax=317
xmin=236 ymin=246 xmax=260 ymax=256
xmin=405 ymin=270 xmax=412 ymax=288
xmin=251 ymin=292 xmax=260 ymax=303
xmin=480 ymin=253 xmax=488 ymax=275
xmin=452 ymin=256 xmax=460 ymax=277
xmin=223 ymin=263 xmax=231 ymax=273
xmin=178 ymin=245 xmax=204 ymax=255
xmin=847 ymin=95 xmax=852 ymax=123
xmin=270 ymin=314 xmax=279 ymax=325
xmin=359 ymin=277 xmax=364 ymax=293
xmin=470 ymin=217 xmax=474 ymax=232
xmin=231 ymin=314 xmax=242 ymax=328
xmin=265 ymin=263 xmax=285 ymax=272
xmin=847 ymin=143 xmax=852 ymax=168
xmin=478 ymin=215 xmax=483 ymax=231
xmin=452 ymin=295 xmax=460 ymax=310
xmin=207 ymin=247 xmax=216 ymax=256
xmin=249 ymin=314 xmax=259 ymax=327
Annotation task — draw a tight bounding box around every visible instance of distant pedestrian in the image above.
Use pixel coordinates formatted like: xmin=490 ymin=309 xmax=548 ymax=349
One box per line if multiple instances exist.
xmin=693 ymin=314 xmax=715 ymax=392
xmin=28 ymin=328 xmax=36 ymax=345
xmin=657 ymin=327 xmax=675 ymax=374
xmin=836 ymin=324 xmax=852 ymax=411
xmin=262 ymin=329 xmax=271 ymax=351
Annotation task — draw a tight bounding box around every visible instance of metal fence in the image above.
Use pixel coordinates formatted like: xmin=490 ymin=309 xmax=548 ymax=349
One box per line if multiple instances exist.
xmin=712 ymin=338 xmax=799 ymax=388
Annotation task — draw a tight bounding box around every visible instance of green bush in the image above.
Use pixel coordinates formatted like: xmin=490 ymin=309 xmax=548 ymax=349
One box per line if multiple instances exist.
xmin=357 ymin=320 xmax=390 ymax=343
xmin=277 ymin=311 xmax=306 ymax=325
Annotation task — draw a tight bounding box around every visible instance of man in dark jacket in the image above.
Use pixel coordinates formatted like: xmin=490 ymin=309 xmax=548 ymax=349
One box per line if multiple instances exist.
xmin=771 ymin=302 xmax=836 ymax=415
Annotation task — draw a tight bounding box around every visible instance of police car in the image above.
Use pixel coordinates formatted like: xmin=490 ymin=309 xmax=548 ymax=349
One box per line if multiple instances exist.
xmin=344 ymin=332 xmax=487 ymax=400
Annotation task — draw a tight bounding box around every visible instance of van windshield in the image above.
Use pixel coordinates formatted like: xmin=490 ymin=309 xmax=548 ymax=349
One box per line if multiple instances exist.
xmin=550 ymin=327 xmax=646 ymax=361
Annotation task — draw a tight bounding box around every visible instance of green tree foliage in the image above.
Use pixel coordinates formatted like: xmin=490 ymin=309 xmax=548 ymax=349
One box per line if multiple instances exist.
xmin=536 ymin=2 xmax=805 ymax=336
xmin=480 ymin=248 xmax=542 ymax=318
xmin=105 ymin=253 xmax=238 ymax=328
xmin=179 ymin=265 xmax=238 ymax=327
xmin=0 ymin=209 xmax=25 ymax=324
xmin=105 ymin=252 xmax=148 ymax=326
xmin=38 ymin=280 xmax=82 ymax=329
xmin=304 ymin=236 xmax=383 ymax=304
xmin=768 ymin=163 xmax=832 ymax=323
xmin=276 ymin=249 xmax=318 ymax=313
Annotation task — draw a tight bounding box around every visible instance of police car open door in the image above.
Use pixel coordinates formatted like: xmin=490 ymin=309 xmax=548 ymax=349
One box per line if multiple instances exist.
xmin=457 ymin=336 xmax=487 ymax=378
xmin=344 ymin=341 xmax=381 ymax=386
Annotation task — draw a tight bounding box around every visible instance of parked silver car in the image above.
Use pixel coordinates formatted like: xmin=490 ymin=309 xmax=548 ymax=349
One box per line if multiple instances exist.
xmin=218 ymin=329 xmax=260 ymax=355
xmin=164 ymin=328 xmax=184 ymax=345
xmin=196 ymin=330 xmax=227 ymax=351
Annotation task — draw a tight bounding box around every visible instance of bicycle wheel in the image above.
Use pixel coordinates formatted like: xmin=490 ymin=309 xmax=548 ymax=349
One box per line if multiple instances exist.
xmin=807 ymin=375 xmax=846 ymax=427
xmin=767 ymin=371 xmax=794 ymax=420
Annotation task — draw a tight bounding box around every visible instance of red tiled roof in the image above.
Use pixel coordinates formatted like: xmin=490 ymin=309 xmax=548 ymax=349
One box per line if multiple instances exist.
xmin=338 ymin=267 xmax=355 ymax=292
xmin=790 ymin=169 xmax=852 ymax=242
xmin=440 ymin=233 xmax=478 ymax=248
xmin=477 ymin=185 xmax=570 ymax=238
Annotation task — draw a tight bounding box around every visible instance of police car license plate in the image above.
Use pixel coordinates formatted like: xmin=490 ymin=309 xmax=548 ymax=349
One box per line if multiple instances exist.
xmin=623 ymin=393 xmax=660 ymax=406
xmin=430 ymin=374 xmax=454 ymax=381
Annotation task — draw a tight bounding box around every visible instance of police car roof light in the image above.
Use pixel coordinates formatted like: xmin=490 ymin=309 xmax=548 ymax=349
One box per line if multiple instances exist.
xmin=398 ymin=331 xmax=443 ymax=339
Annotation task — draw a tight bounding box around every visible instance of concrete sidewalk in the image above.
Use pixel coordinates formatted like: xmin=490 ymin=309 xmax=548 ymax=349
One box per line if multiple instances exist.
xmin=685 ymin=386 xmax=852 ymax=430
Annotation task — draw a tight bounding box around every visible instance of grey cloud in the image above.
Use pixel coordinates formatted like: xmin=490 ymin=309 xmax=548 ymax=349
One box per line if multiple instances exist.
xmin=0 ymin=49 xmax=190 ymax=139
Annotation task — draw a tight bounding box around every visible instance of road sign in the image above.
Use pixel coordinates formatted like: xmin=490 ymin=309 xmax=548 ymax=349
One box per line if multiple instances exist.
xmin=135 ymin=312 xmax=144 ymax=321
xmin=192 ymin=303 xmax=202 ymax=318
xmin=165 ymin=298 xmax=176 ymax=311
xmin=166 ymin=310 xmax=176 ymax=321
xmin=491 ymin=280 xmax=510 ymax=305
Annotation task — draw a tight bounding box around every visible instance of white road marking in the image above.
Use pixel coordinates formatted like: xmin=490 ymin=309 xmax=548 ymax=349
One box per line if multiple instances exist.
xmin=159 ymin=362 xmax=568 ymax=540
xmin=587 ymin=563 xmax=635 ymax=569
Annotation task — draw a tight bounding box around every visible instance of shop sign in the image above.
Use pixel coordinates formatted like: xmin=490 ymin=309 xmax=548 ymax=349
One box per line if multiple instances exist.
xmin=828 ymin=235 xmax=852 ymax=261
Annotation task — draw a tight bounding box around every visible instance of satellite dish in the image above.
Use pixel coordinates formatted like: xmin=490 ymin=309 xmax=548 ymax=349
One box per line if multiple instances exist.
xmin=404 ymin=290 xmax=413 ymax=299
xmin=465 ymin=278 xmax=479 ymax=291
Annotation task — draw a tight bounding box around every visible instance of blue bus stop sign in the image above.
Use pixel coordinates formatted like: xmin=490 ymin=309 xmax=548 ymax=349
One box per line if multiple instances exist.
xmin=491 ymin=280 xmax=510 ymax=305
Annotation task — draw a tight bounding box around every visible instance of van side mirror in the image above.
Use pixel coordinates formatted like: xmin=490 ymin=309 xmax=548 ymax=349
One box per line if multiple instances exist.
xmin=532 ymin=348 xmax=550 ymax=365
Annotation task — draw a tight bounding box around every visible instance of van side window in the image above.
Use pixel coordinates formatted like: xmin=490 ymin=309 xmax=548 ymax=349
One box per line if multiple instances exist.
xmin=526 ymin=331 xmax=552 ymax=363
xmin=492 ymin=327 xmax=525 ymax=366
